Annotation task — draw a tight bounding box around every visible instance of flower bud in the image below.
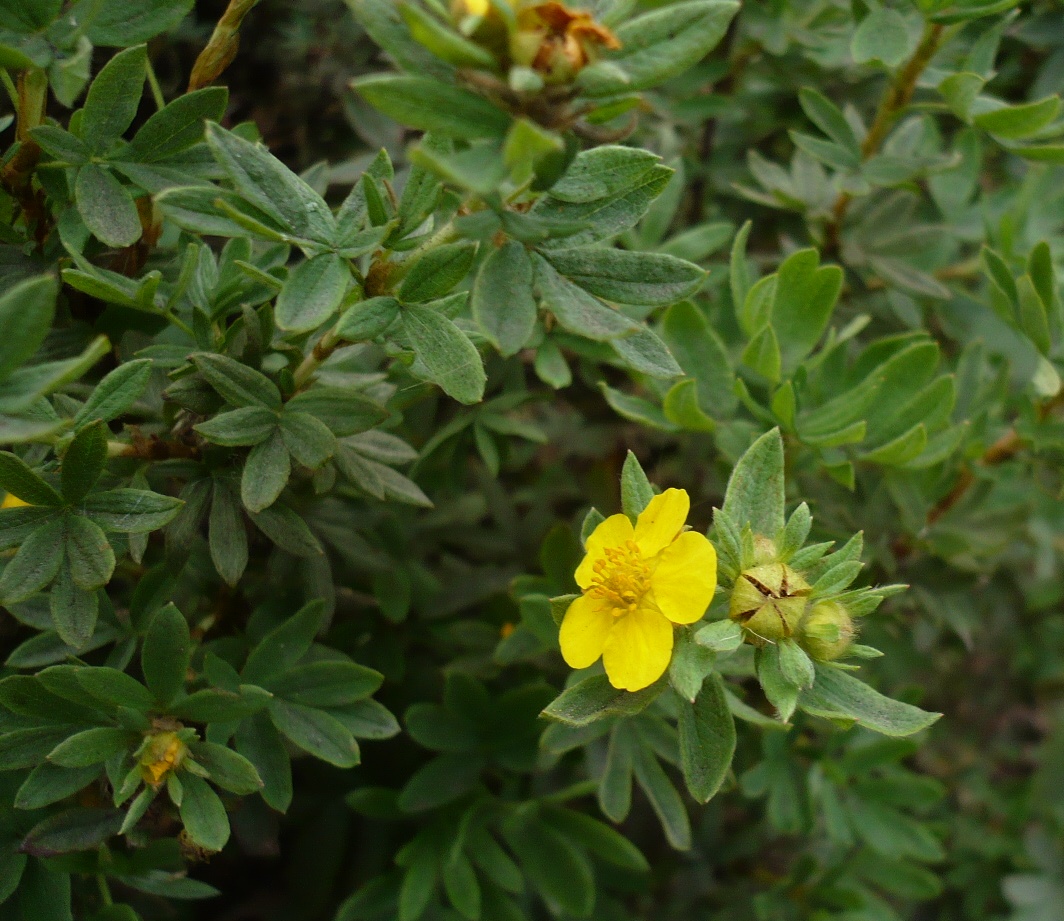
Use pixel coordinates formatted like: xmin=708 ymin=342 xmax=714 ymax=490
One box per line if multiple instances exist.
xmin=729 ymin=563 xmax=811 ymax=645
xmin=139 ymin=731 xmax=188 ymax=786
xmin=798 ymin=601 xmax=856 ymax=661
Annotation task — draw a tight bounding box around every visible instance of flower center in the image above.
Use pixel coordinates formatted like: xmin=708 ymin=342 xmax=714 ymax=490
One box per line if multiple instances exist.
xmin=588 ymin=540 xmax=651 ymax=615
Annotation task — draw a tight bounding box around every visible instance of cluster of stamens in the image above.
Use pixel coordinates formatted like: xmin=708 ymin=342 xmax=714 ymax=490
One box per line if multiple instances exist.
xmin=587 ymin=540 xmax=651 ymax=615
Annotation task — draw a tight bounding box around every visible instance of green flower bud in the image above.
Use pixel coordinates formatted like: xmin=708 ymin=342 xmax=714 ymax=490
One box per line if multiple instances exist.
xmin=798 ymin=601 xmax=856 ymax=661
xmin=729 ymin=563 xmax=811 ymax=645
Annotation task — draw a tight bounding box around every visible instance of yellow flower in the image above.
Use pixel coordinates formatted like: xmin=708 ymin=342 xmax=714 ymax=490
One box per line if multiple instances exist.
xmin=139 ymin=731 xmax=188 ymax=786
xmin=455 ymin=0 xmax=493 ymax=15
xmin=560 ymin=489 xmax=717 ymax=691
xmin=1 ymin=493 xmax=29 ymax=509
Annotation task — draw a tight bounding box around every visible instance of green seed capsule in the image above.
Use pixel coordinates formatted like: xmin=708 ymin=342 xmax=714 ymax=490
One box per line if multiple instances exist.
xmin=729 ymin=563 xmax=811 ymax=645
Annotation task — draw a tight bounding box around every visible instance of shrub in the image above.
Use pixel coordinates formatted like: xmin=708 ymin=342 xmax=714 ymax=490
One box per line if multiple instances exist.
xmin=0 ymin=0 xmax=1061 ymax=918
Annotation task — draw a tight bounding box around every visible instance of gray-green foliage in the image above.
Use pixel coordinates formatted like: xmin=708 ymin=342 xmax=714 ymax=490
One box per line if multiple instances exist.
xmin=0 ymin=0 xmax=1059 ymax=919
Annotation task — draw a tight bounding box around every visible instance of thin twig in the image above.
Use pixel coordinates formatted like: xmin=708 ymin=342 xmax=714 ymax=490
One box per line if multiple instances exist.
xmin=824 ymin=23 xmax=946 ymax=255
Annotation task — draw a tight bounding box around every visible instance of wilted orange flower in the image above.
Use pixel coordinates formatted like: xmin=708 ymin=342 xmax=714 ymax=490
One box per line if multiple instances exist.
xmin=512 ymin=2 xmax=621 ymax=83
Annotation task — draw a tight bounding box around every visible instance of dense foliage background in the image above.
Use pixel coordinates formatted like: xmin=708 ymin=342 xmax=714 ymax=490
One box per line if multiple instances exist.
xmin=0 ymin=0 xmax=1062 ymax=919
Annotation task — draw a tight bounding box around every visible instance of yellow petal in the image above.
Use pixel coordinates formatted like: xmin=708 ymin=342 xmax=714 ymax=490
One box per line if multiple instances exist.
xmin=649 ymin=531 xmax=717 ymax=624
xmin=574 ymin=513 xmax=635 ymax=589
xmin=634 ymin=488 xmax=689 ymax=558
xmin=1 ymin=493 xmax=29 ymax=509
xmin=602 ymin=603 xmax=672 ymax=691
xmin=559 ymin=594 xmax=614 ymax=669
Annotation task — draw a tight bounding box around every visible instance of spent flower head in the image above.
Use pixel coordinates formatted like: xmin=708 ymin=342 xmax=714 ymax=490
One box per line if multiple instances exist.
xmin=561 ymin=489 xmax=717 ymax=691
xmin=139 ymin=731 xmax=188 ymax=787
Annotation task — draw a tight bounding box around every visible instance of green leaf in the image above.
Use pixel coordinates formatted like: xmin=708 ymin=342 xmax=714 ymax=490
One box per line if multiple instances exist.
xmin=541 ymin=674 xmax=662 ymax=726
xmin=851 ymin=9 xmax=912 ymax=66
xmin=542 ymin=248 xmax=705 ymax=306
xmin=66 ymin=489 xmax=173 ymax=539
xmin=209 ymin=480 xmax=248 ymax=586
xmin=265 ymin=660 xmax=383 ymax=707
xmin=741 ymin=325 xmax=782 ymax=382
xmin=0 ymin=518 xmax=64 ymax=603
xmin=544 ymin=807 xmax=649 ymax=873
xmin=126 ymin=87 xmax=229 ymax=162
xmin=241 ymin=430 xmax=291 ymax=512
xmin=0 ymin=274 xmax=58 ymax=381
xmin=235 ymin=713 xmax=292 ymax=812
xmin=354 ymin=75 xmax=512 ymax=139
xmin=402 ymin=304 xmax=486 ymax=405
xmin=194 ymin=407 xmax=277 ymax=447
xmin=1017 ymin=274 xmax=1052 ymax=355
xmin=800 ymin=663 xmax=942 ymax=736
xmin=399 ymin=2 xmax=496 ymax=68
xmin=64 ymin=515 xmax=114 ymax=591
xmin=242 ymin=600 xmax=326 ymax=684
xmin=798 ymin=88 xmax=860 ymax=158
xmin=32 ymin=125 xmax=91 ymax=164
xmin=600 ymin=382 xmax=678 ymax=431
xmin=771 ymin=249 xmax=842 ymax=369
xmin=75 ymin=164 xmax=142 ymax=248
xmin=141 ymin=604 xmax=191 ymax=706
xmin=0 ymin=452 xmax=63 ymax=506
xmin=757 ymin=645 xmax=799 ymax=722
xmin=620 ymin=450 xmax=654 ymax=521
xmin=694 ymin=619 xmax=744 ymax=653
xmin=49 ymin=563 xmax=99 ymax=649
xmin=76 ymin=667 xmax=154 ymax=711
xmin=21 ymin=807 xmax=123 ymax=857
xmin=191 ymin=352 xmax=282 ymax=410
xmin=280 ymin=411 xmax=336 ymax=469
xmin=398 ymin=242 xmax=477 ymax=303
xmin=336 ymin=296 xmax=400 ymax=342
xmin=84 ymin=0 xmax=195 ymax=45
xmin=679 ymin=672 xmax=736 ymax=803
xmin=205 ymin=123 xmax=335 ymax=243
xmin=974 ymin=96 xmax=1062 ymax=139
xmin=505 ymin=819 xmax=595 ymax=916
xmin=721 ymin=428 xmax=785 ymax=538
xmin=47 ymin=727 xmax=132 ymax=767
xmin=633 ymin=746 xmax=691 ymax=850
xmin=269 ymin=699 xmax=360 ymax=768
xmin=549 ymin=146 xmax=662 ymax=203
xmin=286 ymin=387 xmax=387 ymax=437
xmin=187 ymin=742 xmax=263 ymax=795
xmin=472 ymin=241 xmax=537 ymax=356
xmin=601 ymin=1 xmax=739 ymax=95
xmin=778 ymin=638 xmax=816 ymax=689
xmin=61 ymin=421 xmax=107 ymax=503
xmin=276 ymin=254 xmax=349 ymax=333
xmin=179 ymin=774 xmax=230 ymax=852
xmin=662 ymin=301 xmax=735 ymax=414
xmin=81 ymin=45 xmax=147 ymax=151
xmin=15 ymin=763 xmax=100 ymax=810
xmin=171 ymin=686 xmax=271 ymax=722
xmin=939 ymin=72 xmax=985 ymax=122
xmin=612 ymin=328 xmax=683 ymax=379
xmin=74 ymin=359 xmax=152 ymax=426
xmin=533 ymin=254 xmax=640 ymax=340
xmin=249 ymin=503 xmax=323 ymax=558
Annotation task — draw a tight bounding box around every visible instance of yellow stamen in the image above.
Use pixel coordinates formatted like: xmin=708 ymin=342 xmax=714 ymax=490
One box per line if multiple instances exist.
xmin=587 ymin=540 xmax=651 ymax=615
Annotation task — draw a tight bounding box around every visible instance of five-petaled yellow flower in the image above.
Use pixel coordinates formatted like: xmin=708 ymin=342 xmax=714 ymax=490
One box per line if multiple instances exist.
xmin=560 ymin=489 xmax=717 ymax=692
